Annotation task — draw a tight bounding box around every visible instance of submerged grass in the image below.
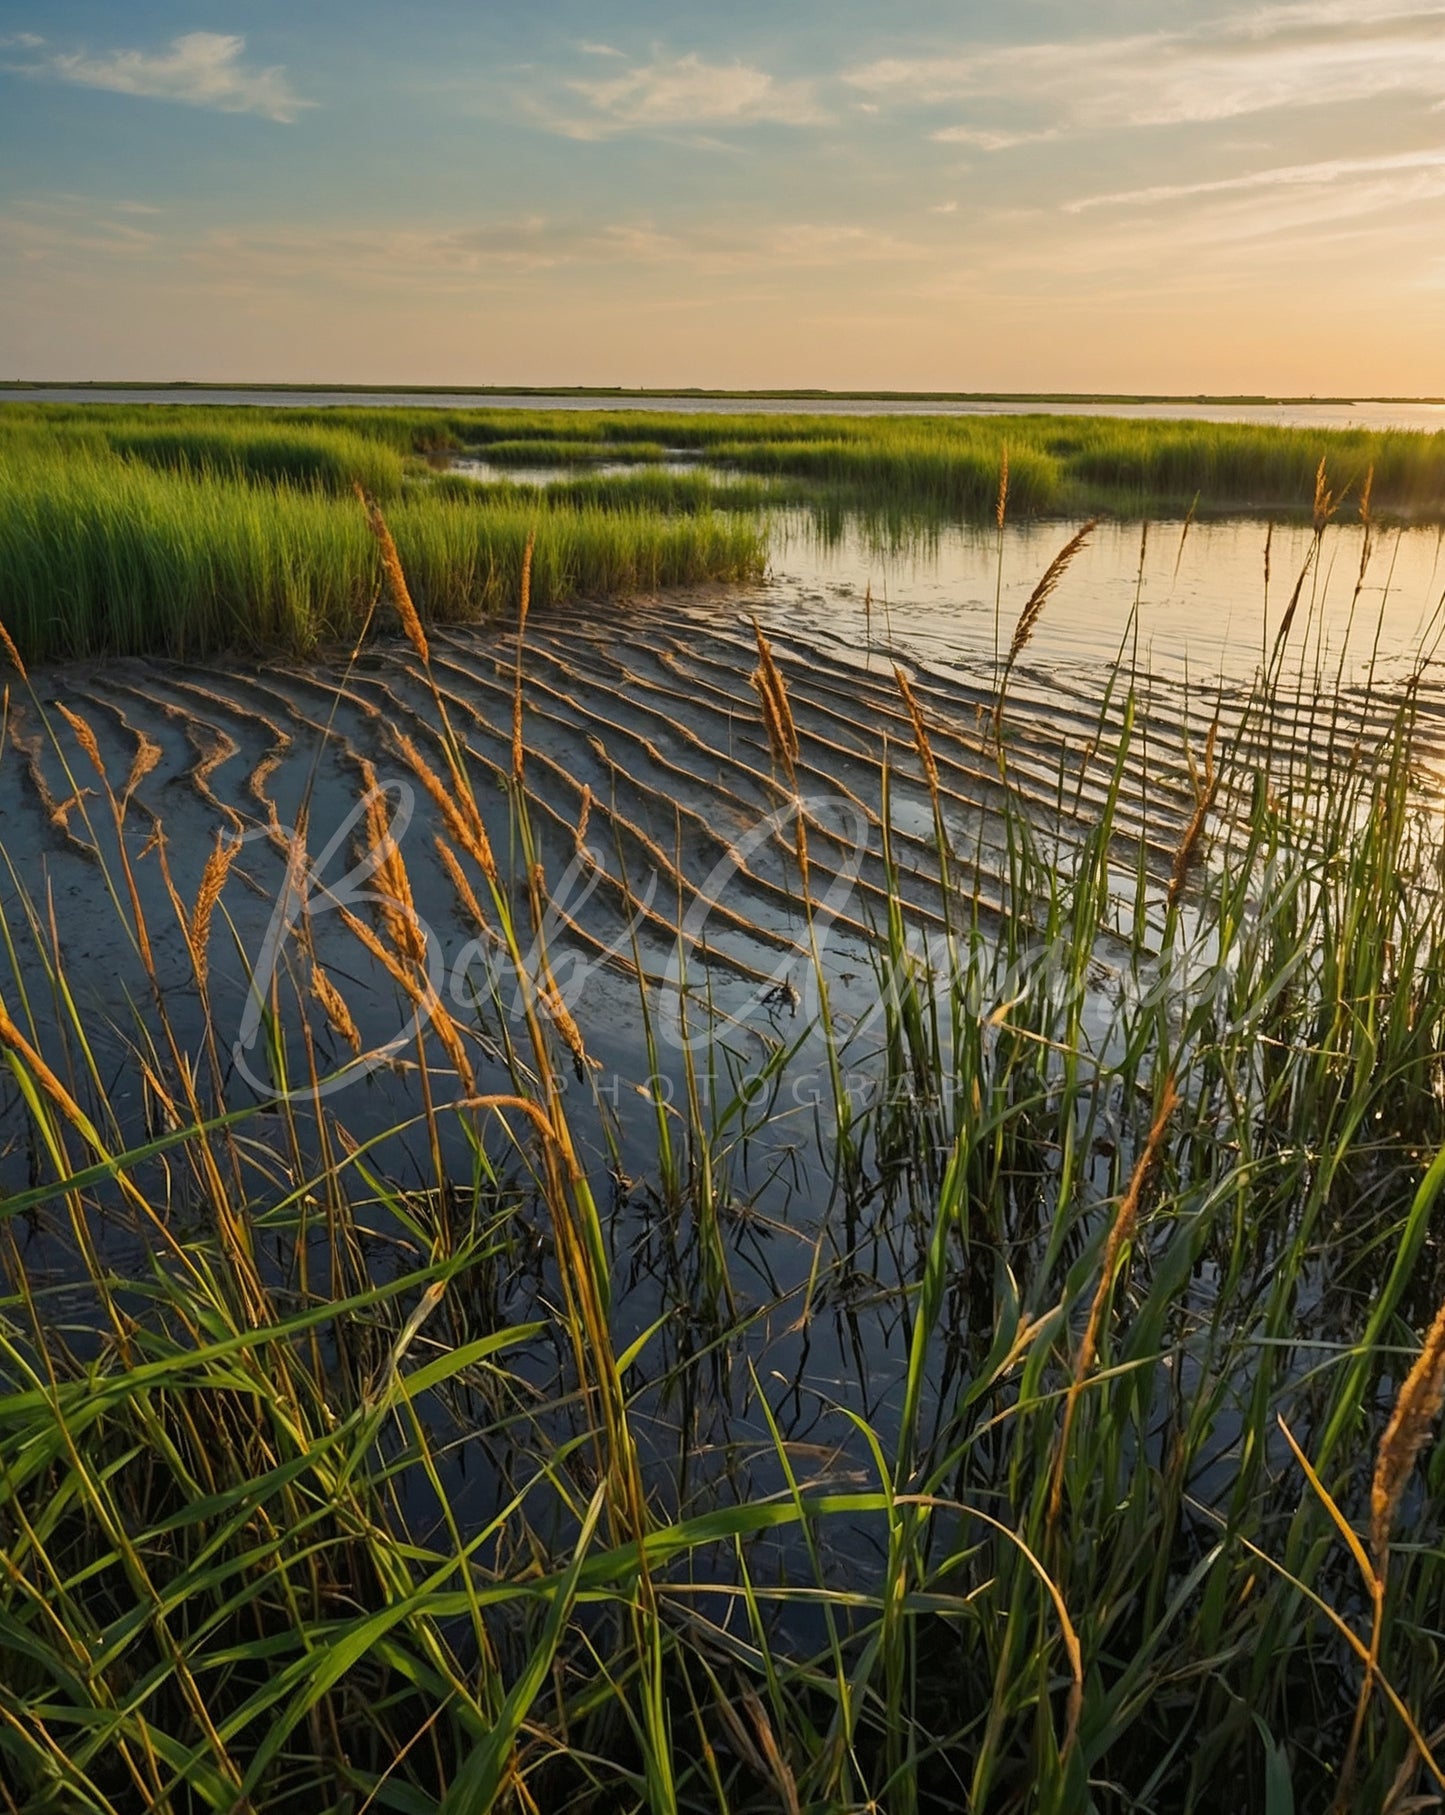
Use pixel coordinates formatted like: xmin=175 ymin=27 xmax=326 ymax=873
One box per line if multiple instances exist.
xmin=1 ymin=490 xmax=1444 ymax=1812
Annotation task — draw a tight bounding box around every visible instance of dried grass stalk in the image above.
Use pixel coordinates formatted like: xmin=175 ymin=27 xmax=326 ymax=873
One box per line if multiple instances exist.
xmin=1049 ymin=1076 xmax=1180 ymax=1528
xmin=1272 ymin=548 xmax=1316 ymax=659
xmin=1371 ymin=1292 xmax=1445 ymax=1568
xmin=1313 ymin=456 xmax=1339 ymax=531
xmin=894 ymin=665 xmax=940 ymax=797
xmin=741 ymin=1684 xmax=802 ymax=1815
xmin=458 ymin=1092 xmax=560 ymax=1147
xmin=0 ymin=1001 xmax=94 ymax=1139
xmin=996 ymin=445 xmax=1009 ymax=531
xmin=55 ymin=704 xmax=106 ymax=782
xmin=0 ymin=617 xmax=29 ymax=684
xmin=511 ymin=531 xmax=535 ymax=786
xmin=519 ymin=527 xmax=534 ymax=631
xmin=1354 ymin=465 xmax=1376 ymax=603
xmin=1173 ymin=496 xmax=1198 ymax=583
xmin=1168 ymin=719 xmax=1219 ymax=911
xmin=189 ymin=832 xmax=241 ymax=991
xmin=574 ymin=784 xmax=595 ymax=866
xmin=751 ymin=619 xmax=799 ymax=783
xmin=356 ymin=484 xmax=429 ymax=664
xmin=123 ymin=730 xmax=163 ymax=803
xmin=1333 ymin=1286 xmax=1445 ymax=1804
xmin=540 ymin=980 xmax=596 ymax=1074
xmin=391 ymin=729 xmax=498 ymax=884
xmin=339 ymin=905 xmax=475 ymax=1091
xmin=312 ymin=963 xmax=362 ymax=1054
xmin=993 ymin=520 xmax=1097 ymax=742
xmin=1006 ymin=520 xmax=1098 ymax=668
xmin=359 ymin=767 xmax=426 ymax=966
xmin=434 ymin=836 xmax=491 ymax=932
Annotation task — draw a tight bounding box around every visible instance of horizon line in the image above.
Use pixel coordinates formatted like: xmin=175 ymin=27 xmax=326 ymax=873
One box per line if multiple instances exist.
xmin=4 ymin=380 xmax=1445 ymax=406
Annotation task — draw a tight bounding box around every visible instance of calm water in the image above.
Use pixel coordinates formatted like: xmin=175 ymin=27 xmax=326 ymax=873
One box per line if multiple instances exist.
xmin=767 ymin=514 xmax=1445 ymax=696
xmin=443 ymin=451 xmax=1445 ymax=689
xmin=5 ymin=387 xmax=1445 ymax=432
xmin=448 ymin=448 xmax=1445 ymax=699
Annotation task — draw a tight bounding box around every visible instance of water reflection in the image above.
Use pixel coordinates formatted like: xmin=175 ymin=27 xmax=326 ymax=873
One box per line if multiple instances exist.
xmin=764 ymin=514 xmax=1445 ymax=699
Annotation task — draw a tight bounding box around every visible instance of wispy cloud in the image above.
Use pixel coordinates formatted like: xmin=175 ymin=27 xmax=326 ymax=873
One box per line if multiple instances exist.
xmin=206 ymin=218 xmax=925 ymax=286
xmin=960 ymin=159 xmax=1445 ymax=294
xmin=553 ymin=52 xmax=826 ymax=138
xmin=5 ymin=31 xmax=312 ymax=122
xmin=1067 ymin=147 xmax=1445 ymax=212
xmin=0 ymin=204 xmax=926 ymax=296
xmin=1225 ymin=0 xmax=1445 ymax=34
xmin=930 ymin=126 xmax=1060 ymax=150
xmin=0 ymin=204 xmax=162 ymax=266
xmin=844 ymin=2 xmax=1445 ymax=131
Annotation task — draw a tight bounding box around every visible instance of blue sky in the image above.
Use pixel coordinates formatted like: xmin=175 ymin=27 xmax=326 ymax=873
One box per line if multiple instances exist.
xmin=3 ymin=2 xmax=1444 ymax=390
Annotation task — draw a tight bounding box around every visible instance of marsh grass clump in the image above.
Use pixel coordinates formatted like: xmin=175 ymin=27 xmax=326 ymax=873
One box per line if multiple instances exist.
xmin=0 ymin=415 xmax=766 ymax=661
xmin=434 ymin=404 xmax=1445 ymax=521
xmin=109 ymin=419 xmax=408 ymax=497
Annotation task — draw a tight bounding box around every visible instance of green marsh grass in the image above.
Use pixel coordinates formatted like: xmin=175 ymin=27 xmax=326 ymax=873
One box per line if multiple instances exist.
xmin=414 ymin=406 xmax=1445 ymax=521
xmin=0 ymin=418 xmax=765 ymax=661
xmin=6 ymin=401 xmax=1445 ymax=665
xmin=1 ymin=472 xmax=1444 ymax=1812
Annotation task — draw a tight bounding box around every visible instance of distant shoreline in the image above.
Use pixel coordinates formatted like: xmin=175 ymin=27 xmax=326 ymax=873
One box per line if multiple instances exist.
xmin=4 ymin=379 xmax=1444 ymax=406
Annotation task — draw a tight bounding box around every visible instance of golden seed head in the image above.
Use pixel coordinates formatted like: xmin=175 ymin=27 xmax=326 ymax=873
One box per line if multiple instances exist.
xmin=434 ymin=835 xmax=490 ymax=931
xmin=0 ymin=618 xmax=29 ymax=684
xmin=123 ymin=731 xmax=163 ymax=801
xmin=894 ymin=665 xmax=940 ymax=797
xmin=362 ymin=783 xmax=425 ymax=966
xmin=793 ymin=810 xmax=810 ymax=892
xmin=1168 ymin=719 xmax=1220 ymax=912
xmin=189 ymin=831 xmax=241 ymax=990
xmin=1007 ymin=519 xmax=1097 ymax=667
xmin=511 ymin=691 xmax=526 ymax=785
xmin=1312 ymin=456 xmax=1339 ymax=531
xmin=751 ymin=619 xmax=799 ymax=784
xmin=357 ymin=485 xmax=430 ymax=664
xmin=55 ymin=703 xmax=106 ymax=782
xmin=392 ymin=729 xmax=498 ymax=884
xmin=312 ymin=962 xmax=362 ymax=1055
xmin=519 ymin=528 xmax=535 ymax=633
xmin=1370 ymin=1293 xmax=1445 ymax=1568
xmin=1049 ymin=1077 xmax=1179 ymax=1530
xmin=540 ymin=980 xmax=595 ymax=1072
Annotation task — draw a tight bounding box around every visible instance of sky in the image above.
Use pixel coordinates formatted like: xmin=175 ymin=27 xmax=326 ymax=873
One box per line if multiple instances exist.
xmin=2 ymin=2 xmax=1444 ymax=393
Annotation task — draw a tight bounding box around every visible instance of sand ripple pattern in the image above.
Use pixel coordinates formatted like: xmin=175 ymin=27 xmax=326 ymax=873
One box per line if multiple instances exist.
xmin=3 ymin=592 xmax=1440 ymax=1038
